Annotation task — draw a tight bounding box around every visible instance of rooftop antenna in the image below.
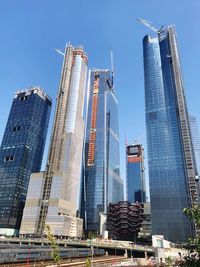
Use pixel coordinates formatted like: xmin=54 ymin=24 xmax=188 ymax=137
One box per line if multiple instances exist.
xmin=110 ymin=48 xmax=114 ymax=88
xmin=124 ymin=129 xmax=128 ymax=146
xmin=137 ymin=18 xmax=163 ymax=33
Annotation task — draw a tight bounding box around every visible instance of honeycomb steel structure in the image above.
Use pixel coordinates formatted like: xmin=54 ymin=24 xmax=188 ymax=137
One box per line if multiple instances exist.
xmin=107 ymin=201 xmax=144 ymax=241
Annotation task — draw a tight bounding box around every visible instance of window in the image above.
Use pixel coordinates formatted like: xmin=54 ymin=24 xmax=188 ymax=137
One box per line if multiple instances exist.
xmin=20 ymin=96 xmax=28 ymax=101
xmin=4 ymin=156 xmax=15 ymax=162
xmin=149 ymin=111 xmax=157 ymax=120
xmin=13 ymin=126 xmax=21 ymax=132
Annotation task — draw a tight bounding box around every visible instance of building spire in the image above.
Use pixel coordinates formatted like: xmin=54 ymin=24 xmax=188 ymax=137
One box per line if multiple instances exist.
xmin=110 ymin=48 xmax=114 ymax=88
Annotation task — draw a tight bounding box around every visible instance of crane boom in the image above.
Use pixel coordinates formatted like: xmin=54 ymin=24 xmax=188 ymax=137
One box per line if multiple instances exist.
xmin=55 ymin=48 xmax=65 ymax=56
xmin=137 ymin=18 xmax=158 ymax=33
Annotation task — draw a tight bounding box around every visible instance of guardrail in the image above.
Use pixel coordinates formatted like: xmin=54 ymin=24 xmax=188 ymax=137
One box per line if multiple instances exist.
xmin=0 ymin=237 xmax=154 ymax=253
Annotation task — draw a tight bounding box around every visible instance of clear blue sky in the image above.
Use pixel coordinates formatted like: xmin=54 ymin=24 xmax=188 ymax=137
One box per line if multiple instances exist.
xmin=0 ymin=0 xmax=200 ymax=194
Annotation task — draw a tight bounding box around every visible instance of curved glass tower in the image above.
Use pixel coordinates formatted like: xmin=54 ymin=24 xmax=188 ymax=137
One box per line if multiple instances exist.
xmin=143 ymin=26 xmax=198 ymax=242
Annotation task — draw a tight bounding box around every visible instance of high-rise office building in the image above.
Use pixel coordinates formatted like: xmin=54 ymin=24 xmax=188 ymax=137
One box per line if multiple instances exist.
xmin=81 ymin=69 xmax=123 ymax=234
xmin=0 ymin=87 xmax=51 ymax=236
xmin=189 ymin=115 xmax=200 ymax=177
xmin=20 ymin=44 xmax=87 ymax=237
xmin=126 ymin=144 xmax=146 ymax=203
xmin=143 ymin=25 xmax=198 ymax=242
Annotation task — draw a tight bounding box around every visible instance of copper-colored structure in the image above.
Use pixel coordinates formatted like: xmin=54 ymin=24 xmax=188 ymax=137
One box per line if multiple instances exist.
xmin=87 ymin=76 xmax=99 ymax=166
xmin=107 ymin=201 xmax=144 ymax=241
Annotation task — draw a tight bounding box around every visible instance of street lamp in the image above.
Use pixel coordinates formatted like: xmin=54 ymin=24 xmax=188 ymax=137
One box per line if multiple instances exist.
xmin=26 ymin=242 xmax=31 ymax=267
xmin=91 ymin=246 xmax=94 ymax=267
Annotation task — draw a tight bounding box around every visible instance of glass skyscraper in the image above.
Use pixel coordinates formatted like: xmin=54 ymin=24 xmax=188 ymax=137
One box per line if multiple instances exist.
xmin=126 ymin=144 xmax=146 ymax=203
xmin=20 ymin=44 xmax=87 ymax=238
xmin=143 ymin=25 xmax=198 ymax=242
xmin=0 ymin=87 xmax=51 ymax=236
xmin=81 ymin=69 xmax=123 ymax=234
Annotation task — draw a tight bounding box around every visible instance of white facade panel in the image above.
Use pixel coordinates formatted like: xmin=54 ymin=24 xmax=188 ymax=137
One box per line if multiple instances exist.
xmin=65 ymin=55 xmax=82 ymax=133
xmin=20 ymin=172 xmax=44 ymax=235
xmin=22 ymin=45 xmax=87 ymax=238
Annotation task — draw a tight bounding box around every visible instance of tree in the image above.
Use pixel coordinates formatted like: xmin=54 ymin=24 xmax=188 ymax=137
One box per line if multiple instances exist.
xmin=85 ymin=257 xmax=91 ymax=267
xmin=165 ymin=256 xmax=174 ymax=267
xmin=180 ymin=205 xmax=200 ymax=266
xmin=45 ymin=225 xmax=61 ymax=266
xmin=183 ymin=205 xmax=200 ymax=229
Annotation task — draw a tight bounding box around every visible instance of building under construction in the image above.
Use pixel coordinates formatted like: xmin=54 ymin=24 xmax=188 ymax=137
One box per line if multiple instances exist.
xmin=141 ymin=19 xmax=198 ymax=241
xmin=126 ymin=144 xmax=146 ymax=203
xmin=20 ymin=43 xmax=88 ymax=238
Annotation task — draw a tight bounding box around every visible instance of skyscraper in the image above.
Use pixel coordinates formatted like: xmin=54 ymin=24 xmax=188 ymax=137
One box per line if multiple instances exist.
xmin=20 ymin=44 xmax=88 ymax=237
xmin=81 ymin=69 xmax=123 ymax=234
xmin=0 ymin=87 xmax=51 ymax=236
xmin=126 ymin=144 xmax=146 ymax=203
xmin=143 ymin=25 xmax=198 ymax=241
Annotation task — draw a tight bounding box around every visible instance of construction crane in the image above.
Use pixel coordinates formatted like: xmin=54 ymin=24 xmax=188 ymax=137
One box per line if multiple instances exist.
xmin=137 ymin=18 xmax=163 ymax=33
xmin=55 ymin=48 xmax=65 ymax=56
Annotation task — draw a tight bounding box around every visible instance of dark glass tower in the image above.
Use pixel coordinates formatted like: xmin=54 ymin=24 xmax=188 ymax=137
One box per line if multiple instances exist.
xmin=143 ymin=26 xmax=198 ymax=242
xmin=0 ymin=87 xmax=51 ymax=236
xmin=82 ymin=69 xmax=123 ymax=234
xmin=126 ymin=144 xmax=146 ymax=203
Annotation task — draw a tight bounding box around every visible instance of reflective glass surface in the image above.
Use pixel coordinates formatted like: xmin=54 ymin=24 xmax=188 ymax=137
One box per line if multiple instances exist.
xmin=127 ymin=161 xmax=146 ymax=203
xmin=82 ymin=70 xmax=123 ymax=232
xmin=144 ymin=29 xmax=193 ymax=242
xmin=0 ymin=89 xmax=51 ymax=232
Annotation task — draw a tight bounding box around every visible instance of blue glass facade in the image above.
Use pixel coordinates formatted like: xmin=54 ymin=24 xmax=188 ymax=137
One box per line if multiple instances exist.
xmin=126 ymin=144 xmax=146 ymax=203
xmin=143 ymin=27 xmax=196 ymax=242
xmin=0 ymin=87 xmax=51 ymax=235
xmin=82 ymin=70 xmax=123 ymax=233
